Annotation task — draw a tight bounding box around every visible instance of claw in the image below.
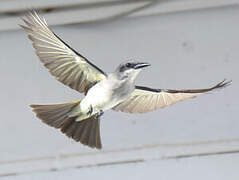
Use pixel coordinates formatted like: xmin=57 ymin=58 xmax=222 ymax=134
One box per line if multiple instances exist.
xmin=99 ymin=110 xmax=104 ymax=116
xmin=95 ymin=110 xmax=104 ymax=118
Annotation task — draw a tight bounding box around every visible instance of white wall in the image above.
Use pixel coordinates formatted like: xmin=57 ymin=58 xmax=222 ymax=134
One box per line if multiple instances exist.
xmin=0 ymin=5 xmax=238 ymax=175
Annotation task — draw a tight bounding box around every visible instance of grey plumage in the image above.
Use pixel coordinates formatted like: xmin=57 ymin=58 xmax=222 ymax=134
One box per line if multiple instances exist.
xmin=22 ymin=11 xmax=231 ymax=149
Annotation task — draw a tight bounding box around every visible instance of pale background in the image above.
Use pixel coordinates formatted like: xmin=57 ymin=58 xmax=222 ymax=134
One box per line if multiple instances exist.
xmin=0 ymin=0 xmax=238 ymax=179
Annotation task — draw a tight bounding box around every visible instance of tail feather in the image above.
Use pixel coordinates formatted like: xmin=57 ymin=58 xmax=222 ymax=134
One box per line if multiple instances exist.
xmin=30 ymin=101 xmax=102 ymax=149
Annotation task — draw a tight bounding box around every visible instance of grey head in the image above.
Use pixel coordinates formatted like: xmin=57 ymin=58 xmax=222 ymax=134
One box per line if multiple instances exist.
xmin=115 ymin=61 xmax=150 ymax=81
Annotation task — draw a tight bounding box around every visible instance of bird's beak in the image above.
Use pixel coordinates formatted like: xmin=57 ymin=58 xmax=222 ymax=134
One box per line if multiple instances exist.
xmin=134 ymin=62 xmax=151 ymax=69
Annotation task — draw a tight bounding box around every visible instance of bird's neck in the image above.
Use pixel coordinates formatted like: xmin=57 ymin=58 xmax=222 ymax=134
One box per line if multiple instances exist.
xmin=107 ymin=73 xmax=135 ymax=99
xmin=110 ymin=72 xmax=136 ymax=85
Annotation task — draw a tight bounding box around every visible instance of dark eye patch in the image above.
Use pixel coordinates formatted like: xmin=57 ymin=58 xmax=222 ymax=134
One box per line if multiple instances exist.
xmin=119 ymin=65 xmax=126 ymax=72
xmin=119 ymin=62 xmax=134 ymax=72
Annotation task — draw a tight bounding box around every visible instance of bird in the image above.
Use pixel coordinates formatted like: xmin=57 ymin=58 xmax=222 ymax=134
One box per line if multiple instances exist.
xmin=21 ymin=11 xmax=231 ymax=149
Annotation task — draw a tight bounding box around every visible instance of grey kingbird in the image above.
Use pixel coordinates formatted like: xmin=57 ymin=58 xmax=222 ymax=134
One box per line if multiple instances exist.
xmin=21 ymin=11 xmax=231 ymax=149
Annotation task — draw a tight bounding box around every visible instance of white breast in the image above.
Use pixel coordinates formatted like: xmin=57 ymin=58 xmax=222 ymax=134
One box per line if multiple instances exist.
xmin=80 ymin=80 xmax=114 ymax=112
xmin=80 ymin=75 xmax=134 ymax=113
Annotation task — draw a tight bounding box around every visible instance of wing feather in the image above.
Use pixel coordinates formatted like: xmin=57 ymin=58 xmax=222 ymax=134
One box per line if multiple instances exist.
xmin=21 ymin=10 xmax=106 ymax=94
xmin=113 ymin=80 xmax=231 ymax=113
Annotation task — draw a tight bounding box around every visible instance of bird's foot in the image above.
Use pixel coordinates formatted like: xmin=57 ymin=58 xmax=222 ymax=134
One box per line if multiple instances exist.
xmin=95 ymin=110 xmax=104 ymax=118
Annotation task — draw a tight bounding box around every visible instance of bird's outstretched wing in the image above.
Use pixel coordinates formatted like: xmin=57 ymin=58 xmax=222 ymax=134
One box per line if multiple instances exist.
xmin=20 ymin=10 xmax=107 ymax=94
xmin=113 ymin=80 xmax=231 ymax=113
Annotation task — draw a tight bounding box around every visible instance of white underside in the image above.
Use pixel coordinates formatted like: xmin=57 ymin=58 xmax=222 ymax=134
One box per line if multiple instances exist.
xmin=79 ymin=76 xmax=134 ymax=117
xmin=80 ymin=81 xmax=120 ymax=113
xmin=71 ymin=71 xmax=139 ymax=121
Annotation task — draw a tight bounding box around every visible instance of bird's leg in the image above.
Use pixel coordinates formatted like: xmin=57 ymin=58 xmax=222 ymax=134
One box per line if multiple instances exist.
xmin=87 ymin=105 xmax=93 ymax=116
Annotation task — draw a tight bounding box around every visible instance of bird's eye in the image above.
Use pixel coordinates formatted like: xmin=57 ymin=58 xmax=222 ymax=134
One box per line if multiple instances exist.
xmin=126 ymin=63 xmax=131 ymax=68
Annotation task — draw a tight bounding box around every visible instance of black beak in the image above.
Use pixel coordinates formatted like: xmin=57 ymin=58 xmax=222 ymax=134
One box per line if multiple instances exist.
xmin=134 ymin=62 xmax=151 ymax=69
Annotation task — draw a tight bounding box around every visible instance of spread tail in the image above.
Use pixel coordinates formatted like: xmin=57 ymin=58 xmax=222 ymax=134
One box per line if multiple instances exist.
xmin=30 ymin=100 xmax=102 ymax=149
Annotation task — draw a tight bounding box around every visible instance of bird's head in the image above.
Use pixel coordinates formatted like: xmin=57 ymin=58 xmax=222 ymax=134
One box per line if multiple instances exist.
xmin=115 ymin=61 xmax=150 ymax=81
